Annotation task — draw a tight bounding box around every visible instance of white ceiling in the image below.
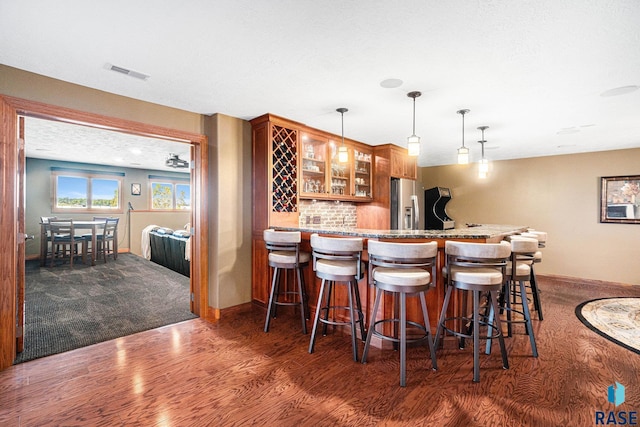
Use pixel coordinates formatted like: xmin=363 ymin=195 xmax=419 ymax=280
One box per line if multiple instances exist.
xmin=24 ymin=116 xmax=191 ymax=172
xmin=1 ymin=0 xmax=639 ymax=168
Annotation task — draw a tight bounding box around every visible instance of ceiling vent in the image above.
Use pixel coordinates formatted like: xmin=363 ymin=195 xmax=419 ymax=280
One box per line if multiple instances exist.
xmin=107 ymin=63 xmax=149 ymax=81
xmin=165 ymin=153 xmax=189 ymax=169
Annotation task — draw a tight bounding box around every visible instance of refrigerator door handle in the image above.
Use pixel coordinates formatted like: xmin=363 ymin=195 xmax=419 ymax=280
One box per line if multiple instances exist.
xmin=410 ymin=195 xmax=419 ymax=230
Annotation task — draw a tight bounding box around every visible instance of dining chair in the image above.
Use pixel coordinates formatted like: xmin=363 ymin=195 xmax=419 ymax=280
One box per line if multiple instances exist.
xmin=93 ymin=218 xmax=119 ymax=263
xmin=49 ymin=220 xmax=87 ymax=268
xmin=40 ymin=216 xmax=57 ymax=265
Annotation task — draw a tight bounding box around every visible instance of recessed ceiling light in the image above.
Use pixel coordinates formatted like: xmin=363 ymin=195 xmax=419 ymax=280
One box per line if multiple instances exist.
xmin=600 ymin=85 xmax=639 ymax=97
xmin=380 ymin=78 xmax=403 ymax=89
xmin=129 ymin=148 xmax=142 ymax=155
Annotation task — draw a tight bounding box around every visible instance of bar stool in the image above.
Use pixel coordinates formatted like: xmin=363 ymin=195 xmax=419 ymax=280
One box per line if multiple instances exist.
xmin=487 ymin=237 xmax=539 ymax=357
xmin=519 ymin=230 xmax=547 ymax=320
xmin=361 ymin=240 xmax=439 ymax=387
xmin=308 ymin=234 xmax=365 ymax=362
xmin=435 ymin=241 xmax=511 ymax=382
xmin=263 ymin=229 xmax=310 ymax=334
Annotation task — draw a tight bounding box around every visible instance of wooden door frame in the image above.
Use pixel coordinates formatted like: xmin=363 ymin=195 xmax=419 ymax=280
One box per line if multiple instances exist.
xmin=0 ymin=95 xmax=209 ymax=370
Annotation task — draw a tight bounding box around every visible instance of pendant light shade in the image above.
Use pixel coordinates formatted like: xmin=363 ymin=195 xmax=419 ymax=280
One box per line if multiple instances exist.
xmin=407 ymin=91 xmax=421 ymax=156
xmin=477 ymin=126 xmax=489 ymax=179
xmin=456 ymin=109 xmax=470 ymax=164
xmin=337 ymin=108 xmax=349 ymax=163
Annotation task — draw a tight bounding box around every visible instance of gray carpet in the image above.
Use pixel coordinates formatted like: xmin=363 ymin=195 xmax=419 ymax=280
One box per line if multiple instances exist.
xmin=16 ymin=253 xmax=197 ymax=364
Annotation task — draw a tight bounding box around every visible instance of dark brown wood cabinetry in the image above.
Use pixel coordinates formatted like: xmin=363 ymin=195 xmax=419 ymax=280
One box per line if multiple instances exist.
xmin=251 ymin=114 xmax=410 ymax=305
xmin=390 ymin=144 xmax=417 ymax=180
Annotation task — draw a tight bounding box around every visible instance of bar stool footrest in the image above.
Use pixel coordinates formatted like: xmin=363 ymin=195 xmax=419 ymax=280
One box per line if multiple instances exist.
xmin=369 ymin=318 xmax=430 ymax=345
xmin=440 ymin=316 xmax=503 ymax=341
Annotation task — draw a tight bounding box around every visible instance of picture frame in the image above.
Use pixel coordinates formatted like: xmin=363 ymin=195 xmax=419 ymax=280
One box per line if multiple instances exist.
xmin=600 ymin=175 xmax=640 ymax=224
xmin=131 ymin=183 xmax=141 ymax=196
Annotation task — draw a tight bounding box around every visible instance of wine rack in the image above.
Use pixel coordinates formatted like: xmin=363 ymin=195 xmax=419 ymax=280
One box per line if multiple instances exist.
xmin=272 ymin=125 xmax=297 ymax=212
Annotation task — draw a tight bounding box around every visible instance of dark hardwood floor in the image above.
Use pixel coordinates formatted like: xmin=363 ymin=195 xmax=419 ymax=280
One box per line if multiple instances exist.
xmin=1 ymin=276 xmax=638 ymax=426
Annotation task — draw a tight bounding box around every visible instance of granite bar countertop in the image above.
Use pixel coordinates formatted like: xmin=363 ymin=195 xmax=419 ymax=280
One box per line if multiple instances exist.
xmin=273 ymin=224 xmax=528 ymax=239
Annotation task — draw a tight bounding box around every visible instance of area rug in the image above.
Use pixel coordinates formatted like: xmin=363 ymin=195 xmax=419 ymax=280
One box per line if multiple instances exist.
xmin=575 ymin=297 xmax=640 ymax=355
xmin=15 ymin=253 xmax=197 ymax=364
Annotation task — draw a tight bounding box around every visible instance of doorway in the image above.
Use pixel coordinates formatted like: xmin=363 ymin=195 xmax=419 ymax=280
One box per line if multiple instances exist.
xmin=0 ymin=95 xmax=209 ymax=370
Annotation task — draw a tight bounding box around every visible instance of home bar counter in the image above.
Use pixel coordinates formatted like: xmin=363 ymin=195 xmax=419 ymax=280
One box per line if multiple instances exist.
xmin=253 ymin=224 xmax=528 ymax=340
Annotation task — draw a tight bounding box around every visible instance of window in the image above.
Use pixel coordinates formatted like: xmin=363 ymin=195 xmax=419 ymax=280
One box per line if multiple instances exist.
xmin=52 ymin=168 xmax=123 ymax=213
xmin=150 ymin=176 xmax=191 ymax=210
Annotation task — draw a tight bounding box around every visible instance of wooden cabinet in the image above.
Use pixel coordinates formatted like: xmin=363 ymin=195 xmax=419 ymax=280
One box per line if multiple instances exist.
xmin=352 ymin=146 xmax=373 ymax=199
xmin=300 ymin=131 xmax=329 ymax=197
xmin=298 ymin=130 xmax=372 ymax=202
xmin=251 ymin=113 xmax=376 ymax=304
xmin=251 ymin=114 xmax=301 ymax=229
xmin=390 ymin=145 xmax=417 ymax=180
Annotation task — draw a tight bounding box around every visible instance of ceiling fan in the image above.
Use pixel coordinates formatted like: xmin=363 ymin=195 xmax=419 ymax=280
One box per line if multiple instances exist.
xmin=165 ymin=153 xmax=189 ymax=169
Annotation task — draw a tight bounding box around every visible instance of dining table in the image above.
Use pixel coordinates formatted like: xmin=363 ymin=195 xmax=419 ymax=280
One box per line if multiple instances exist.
xmin=40 ymin=220 xmax=106 ymax=266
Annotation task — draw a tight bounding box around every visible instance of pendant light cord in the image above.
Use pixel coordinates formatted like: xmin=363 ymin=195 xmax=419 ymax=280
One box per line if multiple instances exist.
xmin=412 ymin=96 xmax=416 ymax=136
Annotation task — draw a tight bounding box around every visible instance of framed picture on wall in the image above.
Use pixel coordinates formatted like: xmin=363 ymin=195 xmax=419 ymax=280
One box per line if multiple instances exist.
xmin=600 ymin=175 xmax=640 ymax=224
xmin=131 ymin=183 xmax=141 ymax=196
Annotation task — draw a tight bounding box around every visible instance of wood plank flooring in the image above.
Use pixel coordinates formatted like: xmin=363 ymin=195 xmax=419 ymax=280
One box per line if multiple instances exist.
xmin=1 ymin=276 xmax=639 ymax=426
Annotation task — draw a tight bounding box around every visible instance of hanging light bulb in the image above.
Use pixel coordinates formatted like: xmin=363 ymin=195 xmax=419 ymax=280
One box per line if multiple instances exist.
xmin=336 ymin=108 xmax=349 ymax=163
xmin=407 ymin=91 xmax=421 ymax=156
xmin=456 ymin=109 xmax=470 ymax=164
xmin=477 ymin=126 xmax=490 ymax=179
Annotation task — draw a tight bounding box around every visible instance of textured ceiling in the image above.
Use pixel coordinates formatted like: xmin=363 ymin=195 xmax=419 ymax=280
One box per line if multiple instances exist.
xmin=1 ymin=0 xmax=639 ymax=168
xmin=24 ymin=117 xmax=191 ymax=172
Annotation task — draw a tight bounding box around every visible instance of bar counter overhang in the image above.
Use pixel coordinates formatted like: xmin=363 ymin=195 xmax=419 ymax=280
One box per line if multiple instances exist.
xmin=255 ymin=224 xmax=528 ymax=347
xmin=273 ymin=224 xmax=528 ymax=242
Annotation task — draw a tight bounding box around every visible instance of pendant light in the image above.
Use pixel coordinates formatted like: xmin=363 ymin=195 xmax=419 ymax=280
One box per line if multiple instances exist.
xmin=407 ymin=91 xmax=421 ymax=156
xmin=456 ymin=109 xmax=470 ymax=164
xmin=477 ymin=125 xmax=489 ymax=179
xmin=337 ymin=107 xmax=349 ymax=163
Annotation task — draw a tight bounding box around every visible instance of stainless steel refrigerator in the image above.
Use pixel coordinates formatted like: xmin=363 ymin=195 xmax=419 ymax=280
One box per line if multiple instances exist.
xmin=390 ymin=178 xmax=424 ymax=230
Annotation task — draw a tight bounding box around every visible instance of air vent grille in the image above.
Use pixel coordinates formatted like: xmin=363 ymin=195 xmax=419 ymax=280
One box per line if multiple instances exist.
xmin=108 ymin=64 xmax=149 ymax=81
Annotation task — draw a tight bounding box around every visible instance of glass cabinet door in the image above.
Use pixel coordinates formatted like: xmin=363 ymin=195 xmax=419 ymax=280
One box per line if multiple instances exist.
xmin=330 ymin=141 xmax=351 ymax=196
xmin=300 ymin=133 xmax=328 ymax=196
xmin=353 ymin=148 xmax=372 ymax=199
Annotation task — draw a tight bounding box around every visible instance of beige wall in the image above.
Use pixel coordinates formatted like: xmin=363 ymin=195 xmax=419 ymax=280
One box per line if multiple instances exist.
xmin=420 ymin=148 xmax=640 ymax=285
xmin=204 ymin=114 xmax=253 ymax=309
xmin=0 ymin=64 xmax=201 ymax=133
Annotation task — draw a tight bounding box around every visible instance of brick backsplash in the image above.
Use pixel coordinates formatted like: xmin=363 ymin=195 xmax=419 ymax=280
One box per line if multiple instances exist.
xmin=299 ymin=200 xmax=357 ymax=228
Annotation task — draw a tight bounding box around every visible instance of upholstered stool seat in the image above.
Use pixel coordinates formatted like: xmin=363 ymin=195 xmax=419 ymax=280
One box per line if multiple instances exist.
xmin=361 ymin=240 xmax=438 ymax=387
xmin=435 ymin=241 xmax=511 ymax=382
xmin=309 ymin=234 xmax=365 ymax=362
xmin=269 ymin=250 xmax=311 ymax=265
xmin=263 ymin=229 xmax=310 ymax=334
